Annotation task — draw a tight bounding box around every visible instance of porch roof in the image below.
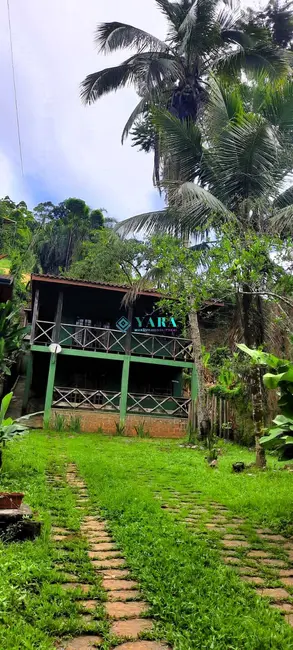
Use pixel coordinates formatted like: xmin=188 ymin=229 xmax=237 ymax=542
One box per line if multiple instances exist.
xmin=31 ymin=273 xmax=163 ymax=298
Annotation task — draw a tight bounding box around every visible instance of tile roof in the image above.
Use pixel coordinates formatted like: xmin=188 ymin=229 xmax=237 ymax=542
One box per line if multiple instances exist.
xmin=31 ymin=273 xmax=163 ymax=297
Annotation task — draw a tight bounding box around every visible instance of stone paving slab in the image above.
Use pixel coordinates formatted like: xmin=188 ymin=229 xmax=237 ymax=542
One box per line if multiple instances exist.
xmin=59 ymin=635 xmax=102 ymax=649
xmin=103 ymin=579 xmax=139 ymax=591
xmin=111 ymin=619 xmax=153 ymax=638
xmin=106 ymin=601 xmax=149 ymax=619
xmin=116 ymin=641 xmax=170 ymax=650
xmin=108 ymin=590 xmax=141 ymax=601
xmin=62 ymin=465 xmax=171 ymax=649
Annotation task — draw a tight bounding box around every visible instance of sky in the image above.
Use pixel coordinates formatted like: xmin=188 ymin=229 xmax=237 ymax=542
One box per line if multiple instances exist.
xmin=0 ymin=0 xmax=255 ymax=221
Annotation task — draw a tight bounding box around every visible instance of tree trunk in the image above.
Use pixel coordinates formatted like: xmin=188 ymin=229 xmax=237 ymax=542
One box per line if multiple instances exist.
xmin=251 ymin=365 xmax=266 ymax=468
xmin=65 ymin=229 xmax=73 ymax=271
xmin=188 ymin=308 xmax=209 ymax=436
xmin=241 ymin=286 xmax=266 ymax=467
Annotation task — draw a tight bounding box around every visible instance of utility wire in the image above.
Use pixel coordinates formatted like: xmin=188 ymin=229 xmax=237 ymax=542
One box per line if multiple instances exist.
xmin=7 ymin=0 xmax=24 ymax=177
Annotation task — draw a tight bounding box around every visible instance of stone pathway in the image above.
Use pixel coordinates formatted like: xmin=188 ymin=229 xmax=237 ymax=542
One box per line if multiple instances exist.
xmin=156 ymin=489 xmax=293 ymax=626
xmin=50 ymin=463 xmax=170 ymax=650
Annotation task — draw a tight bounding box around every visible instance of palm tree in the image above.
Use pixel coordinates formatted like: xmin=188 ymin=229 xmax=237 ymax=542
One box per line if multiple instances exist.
xmin=81 ymin=0 xmax=289 ymax=143
xmin=116 ymin=78 xmax=293 ymax=464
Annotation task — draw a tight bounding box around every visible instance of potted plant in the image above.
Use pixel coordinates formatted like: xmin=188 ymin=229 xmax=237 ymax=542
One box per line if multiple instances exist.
xmin=0 ymin=392 xmax=28 ymax=509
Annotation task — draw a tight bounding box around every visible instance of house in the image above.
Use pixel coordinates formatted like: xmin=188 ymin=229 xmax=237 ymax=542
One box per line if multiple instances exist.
xmin=24 ymin=274 xmax=198 ymax=437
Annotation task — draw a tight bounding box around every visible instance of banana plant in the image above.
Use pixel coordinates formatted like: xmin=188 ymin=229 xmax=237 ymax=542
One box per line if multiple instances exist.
xmin=238 ymin=344 xmax=293 ymax=459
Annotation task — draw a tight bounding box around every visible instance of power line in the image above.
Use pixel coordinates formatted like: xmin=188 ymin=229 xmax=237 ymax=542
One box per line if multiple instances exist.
xmin=6 ymin=0 xmax=24 ymax=177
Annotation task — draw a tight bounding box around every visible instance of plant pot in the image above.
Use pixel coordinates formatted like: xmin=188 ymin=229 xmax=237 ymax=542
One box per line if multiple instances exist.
xmin=0 ymin=492 xmax=24 ymax=510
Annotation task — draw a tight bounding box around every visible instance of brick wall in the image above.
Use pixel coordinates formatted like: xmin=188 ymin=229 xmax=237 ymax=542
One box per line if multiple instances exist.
xmin=50 ymin=408 xmax=187 ymax=439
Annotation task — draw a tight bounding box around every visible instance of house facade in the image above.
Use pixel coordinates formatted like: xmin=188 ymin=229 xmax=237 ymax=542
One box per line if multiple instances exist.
xmin=24 ymin=274 xmax=198 ymax=437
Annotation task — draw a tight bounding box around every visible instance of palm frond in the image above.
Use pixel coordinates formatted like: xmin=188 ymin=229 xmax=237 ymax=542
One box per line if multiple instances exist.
xmin=173 ymin=182 xmax=233 ymax=230
xmin=116 ymin=182 xmax=232 ymax=238
xmin=205 ymin=77 xmax=244 ymax=137
xmin=273 ymin=185 xmax=293 ymax=209
xmin=81 ymin=53 xmax=182 ymax=104
xmin=155 ymin=0 xmax=184 ymax=29
xmin=152 ymin=109 xmax=202 ymax=182
xmin=96 ymin=22 xmax=169 ymax=54
xmin=81 ymin=63 xmax=137 ymax=104
xmin=178 ymin=0 xmax=199 ymax=36
xmin=216 ymin=0 xmax=242 ymax=31
xmin=260 ymin=80 xmax=293 ymax=135
xmin=271 ymin=204 xmax=293 ymax=233
xmin=216 ymin=44 xmax=289 ymax=80
xmin=221 ymin=30 xmax=252 ymax=47
xmin=121 ymin=98 xmax=150 ymax=143
xmin=214 ymin=116 xmax=281 ymax=203
xmin=178 ymin=0 xmax=218 ymax=55
xmin=116 ymin=209 xmax=176 ymax=236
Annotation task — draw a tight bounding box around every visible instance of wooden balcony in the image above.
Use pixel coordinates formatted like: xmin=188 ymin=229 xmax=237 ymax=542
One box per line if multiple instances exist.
xmin=53 ymin=387 xmax=121 ymax=412
xmin=52 ymin=387 xmax=190 ymax=418
xmin=32 ymin=320 xmax=193 ymax=361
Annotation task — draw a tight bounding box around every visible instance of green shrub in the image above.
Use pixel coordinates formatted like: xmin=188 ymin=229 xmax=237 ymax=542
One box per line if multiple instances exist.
xmin=134 ymin=421 xmax=150 ymax=438
xmin=115 ymin=421 xmax=126 ymax=436
xmin=53 ymin=413 xmax=66 ymax=432
xmin=69 ymin=415 xmax=81 ymax=434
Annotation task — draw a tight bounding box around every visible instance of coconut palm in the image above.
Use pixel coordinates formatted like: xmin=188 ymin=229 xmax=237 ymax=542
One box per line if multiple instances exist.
xmin=117 ymin=78 xmax=293 ymax=236
xmin=81 ymin=0 xmax=289 ymax=142
xmin=116 ymin=78 xmax=293 ymax=465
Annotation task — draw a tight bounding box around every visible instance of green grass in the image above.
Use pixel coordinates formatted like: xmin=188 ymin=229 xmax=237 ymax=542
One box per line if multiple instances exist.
xmin=1 ymin=433 xmax=293 ymax=649
xmin=0 ymin=256 xmax=10 ymax=271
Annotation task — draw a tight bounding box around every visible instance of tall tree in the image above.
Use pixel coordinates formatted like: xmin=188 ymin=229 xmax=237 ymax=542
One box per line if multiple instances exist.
xmin=116 ymin=78 xmax=293 ymax=464
xmin=33 ymin=199 xmax=105 ymax=274
xmin=81 ymin=0 xmax=289 ymax=144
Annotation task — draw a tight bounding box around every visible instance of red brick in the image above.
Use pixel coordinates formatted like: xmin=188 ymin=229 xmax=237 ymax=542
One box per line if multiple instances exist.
xmin=51 ymin=409 xmax=186 ymax=438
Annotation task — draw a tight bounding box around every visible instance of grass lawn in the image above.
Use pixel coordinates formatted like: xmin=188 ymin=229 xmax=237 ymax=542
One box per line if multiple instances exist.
xmin=0 ymin=256 xmax=10 ymax=273
xmin=1 ymin=432 xmax=293 ymax=649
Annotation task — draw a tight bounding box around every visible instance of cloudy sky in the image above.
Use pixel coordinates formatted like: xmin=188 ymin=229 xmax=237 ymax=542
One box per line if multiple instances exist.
xmin=0 ymin=0 xmax=254 ymax=221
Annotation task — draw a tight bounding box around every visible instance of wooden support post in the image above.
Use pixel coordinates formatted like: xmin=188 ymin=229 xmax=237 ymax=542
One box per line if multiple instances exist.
xmin=125 ymin=306 xmax=133 ymax=354
xmin=120 ymin=356 xmax=130 ymax=423
xmin=22 ymin=352 xmax=33 ymax=414
xmin=189 ymin=364 xmax=198 ymax=430
xmin=53 ymin=291 xmax=63 ymax=343
xmin=44 ymin=353 xmax=57 ymax=428
xmin=30 ymin=288 xmax=39 ymax=344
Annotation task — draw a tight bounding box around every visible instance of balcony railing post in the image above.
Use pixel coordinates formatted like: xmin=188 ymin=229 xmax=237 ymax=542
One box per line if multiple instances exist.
xmin=53 ymin=291 xmax=63 ymax=343
xmin=30 ymin=288 xmax=39 ymax=344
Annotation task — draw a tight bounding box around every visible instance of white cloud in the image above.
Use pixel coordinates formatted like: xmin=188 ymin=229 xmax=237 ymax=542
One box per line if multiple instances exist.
xmin=0 ymin=0 xmax=167 ymax=218
xmin=0 ymin=0 xmax=261 ymax=218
